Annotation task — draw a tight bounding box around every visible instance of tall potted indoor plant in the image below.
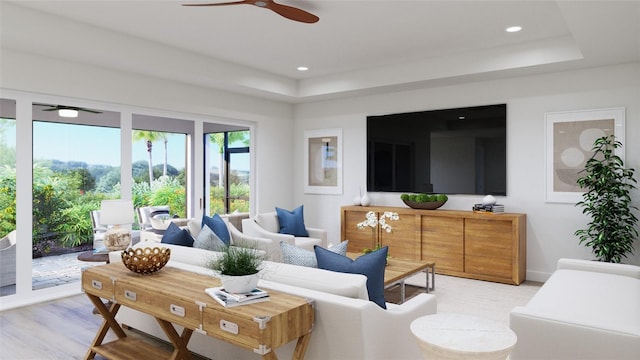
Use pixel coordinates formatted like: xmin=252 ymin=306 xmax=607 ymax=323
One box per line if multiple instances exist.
xmin=575 ymin=135 xmax=638 ymax=263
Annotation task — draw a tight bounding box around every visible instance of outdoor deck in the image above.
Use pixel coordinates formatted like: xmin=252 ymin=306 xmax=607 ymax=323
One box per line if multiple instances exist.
xmin=0 ymin=252 xmax=103 ymax=296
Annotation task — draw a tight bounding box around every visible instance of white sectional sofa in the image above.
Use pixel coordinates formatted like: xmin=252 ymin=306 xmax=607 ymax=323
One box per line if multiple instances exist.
xmin=510 ymin=258 xmax=640 ymax=360
xmin=108 ymin=241 xmax=437 ymax=360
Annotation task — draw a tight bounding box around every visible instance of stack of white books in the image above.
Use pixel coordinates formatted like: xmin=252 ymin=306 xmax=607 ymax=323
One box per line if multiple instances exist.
xmin=205 ymin=286 xmax=270 ymax=307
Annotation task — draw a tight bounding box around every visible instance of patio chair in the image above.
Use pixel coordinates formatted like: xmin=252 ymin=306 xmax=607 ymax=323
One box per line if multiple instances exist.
xmin=90 ymin=210 xmax=107 ymax=249
xmin=0 ymin=230 xmax=17 ymax=287
xmin=137 ymin=205 xmax=171 ymax=242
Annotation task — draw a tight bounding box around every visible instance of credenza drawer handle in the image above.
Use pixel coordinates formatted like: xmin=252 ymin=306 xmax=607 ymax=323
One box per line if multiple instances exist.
xmin=220 ymin=319 xmax=239 ymax=335
xmin=124 ymin=290 xmax=136 ymax=301
xmin=91 ymin=280 xmax=102 ymax=290
xmin=170 ymin=304 xmax=185 ymax=317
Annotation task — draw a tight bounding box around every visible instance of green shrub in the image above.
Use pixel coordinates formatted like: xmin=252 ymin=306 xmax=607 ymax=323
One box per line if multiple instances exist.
xmin=55 ymin=202 xmax=95 ymax=247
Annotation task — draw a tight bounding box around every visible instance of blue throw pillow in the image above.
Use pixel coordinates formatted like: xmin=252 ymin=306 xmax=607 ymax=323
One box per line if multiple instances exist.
xmin=315 ymin=245 xmax=388 ymax=309
xmin=202 ymin=214 xmax=231 ymax=246
xmin=161 ymin=222 xmax=194 ymax=247
xmin=281 ymin=240 xmax=349 ymax=268
xmin=275 ymin=205 xmax=309 ymax=237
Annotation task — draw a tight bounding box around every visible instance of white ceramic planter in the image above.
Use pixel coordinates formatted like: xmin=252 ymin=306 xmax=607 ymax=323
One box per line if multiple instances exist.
xmin=220 ymin=273 xmax=259 ymax=294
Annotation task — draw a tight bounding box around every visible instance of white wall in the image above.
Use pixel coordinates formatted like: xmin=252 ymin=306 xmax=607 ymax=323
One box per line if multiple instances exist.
xmin=294 ymin=62 xmax=640 ymax=281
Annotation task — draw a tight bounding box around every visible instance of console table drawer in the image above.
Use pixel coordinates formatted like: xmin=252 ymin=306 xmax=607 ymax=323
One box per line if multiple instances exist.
xmin=82 ymin=269 xmax=114 ymax=300
xmin=114 ymin=283 xmax=202 ymax=329
xmin=202 ymin=299 xmax=314 ymax=354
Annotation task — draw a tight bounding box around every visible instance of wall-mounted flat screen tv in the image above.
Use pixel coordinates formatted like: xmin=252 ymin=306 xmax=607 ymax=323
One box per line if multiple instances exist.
xmin=367 ymin=104 xmax=506 ymax=195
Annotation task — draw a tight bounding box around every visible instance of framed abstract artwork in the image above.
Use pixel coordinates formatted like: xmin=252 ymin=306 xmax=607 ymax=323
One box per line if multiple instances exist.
xmin=545 ymin=107 xmax=625 ymax=203
xmin=304 ymin=128 xmax=342 ymax=194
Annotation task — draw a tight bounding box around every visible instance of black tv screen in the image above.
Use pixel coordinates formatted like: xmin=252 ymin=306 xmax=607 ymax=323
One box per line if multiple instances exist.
xmin=367 ymin=104 xmax=506 ymax=195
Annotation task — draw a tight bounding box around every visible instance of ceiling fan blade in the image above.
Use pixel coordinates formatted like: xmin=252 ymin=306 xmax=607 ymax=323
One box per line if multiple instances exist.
xmin=269 ymin=1 xmax=318 ymax=23
xmin=183 ymin=0 xmax=319 ymax=23
xmin=182 ymin=1 xmax=250 ymax=7
xmin=81 ymin=109 xmax=102 ymax=114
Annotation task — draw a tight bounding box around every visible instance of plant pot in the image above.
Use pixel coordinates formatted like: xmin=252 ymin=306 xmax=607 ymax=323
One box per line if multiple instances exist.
xmin=220 ymin=273 xmax=259 ymax=294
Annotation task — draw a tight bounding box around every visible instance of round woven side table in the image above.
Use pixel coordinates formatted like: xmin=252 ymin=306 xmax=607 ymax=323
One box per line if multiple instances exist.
xmin=410 ymin=313 xmax=517 ymax=360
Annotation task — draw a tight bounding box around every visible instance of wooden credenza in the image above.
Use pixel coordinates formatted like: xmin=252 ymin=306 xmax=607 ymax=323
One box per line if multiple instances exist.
xmin=341 ymin=206 xmax=526 ymax=285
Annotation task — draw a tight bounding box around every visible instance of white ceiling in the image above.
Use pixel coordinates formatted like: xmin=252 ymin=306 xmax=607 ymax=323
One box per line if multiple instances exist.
xmin=2 ymin=1 xmax=639 ymax=103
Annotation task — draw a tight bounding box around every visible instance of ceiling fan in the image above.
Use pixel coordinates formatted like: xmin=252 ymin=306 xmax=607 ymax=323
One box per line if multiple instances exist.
xmin=183 ymin=0 xmax=319 ymax=24
xmin=34 ymin=103 xmax=102 ymax=117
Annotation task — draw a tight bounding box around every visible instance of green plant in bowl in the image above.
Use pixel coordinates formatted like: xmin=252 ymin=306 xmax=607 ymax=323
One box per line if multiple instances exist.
xmin=401 ymin=193 xmax=448 ymax=210
xmin=207 ymin=243 xmax=265 ymax=293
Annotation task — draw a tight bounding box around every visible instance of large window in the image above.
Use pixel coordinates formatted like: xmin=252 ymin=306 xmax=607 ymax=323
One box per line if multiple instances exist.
xmin=205 ymin=129 xmax=250 ymax=214
xmin=0 ymin=98 xmax=16 ymax=297
xmin=131 ymin=130 xmax=187 ymax=218
xmin=32 ymin=103 xmax=120 ymax=291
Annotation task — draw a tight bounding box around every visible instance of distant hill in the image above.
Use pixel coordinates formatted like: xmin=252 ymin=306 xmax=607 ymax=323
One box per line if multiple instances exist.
xmin=43 ymin=159 xmax=183 ymax=185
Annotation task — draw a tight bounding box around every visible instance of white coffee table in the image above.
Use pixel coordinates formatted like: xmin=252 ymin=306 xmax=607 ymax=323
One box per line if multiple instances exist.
xmin=410 ymin=313 xmax=517 ymax=360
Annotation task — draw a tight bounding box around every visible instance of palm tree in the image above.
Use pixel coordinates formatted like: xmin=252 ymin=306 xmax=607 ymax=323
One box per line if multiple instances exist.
xmin=133 ymin=130 xmax=162 ymax=185
xmin=156 ymin=132 xmax=169 ymax=177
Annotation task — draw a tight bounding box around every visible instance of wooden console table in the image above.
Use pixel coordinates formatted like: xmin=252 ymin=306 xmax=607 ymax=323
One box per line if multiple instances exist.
xmin=82 ymin=263 xmax=314 ymax=360
xmin=341 ymin=206 xmax=526 ymax=285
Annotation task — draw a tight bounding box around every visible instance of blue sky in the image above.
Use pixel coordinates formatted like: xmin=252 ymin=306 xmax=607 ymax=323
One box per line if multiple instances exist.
xmin=32 ymin=122 xmax=187 ymax=168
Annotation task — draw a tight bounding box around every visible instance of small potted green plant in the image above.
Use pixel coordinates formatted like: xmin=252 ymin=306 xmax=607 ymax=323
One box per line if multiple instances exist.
xmin=207 ymin=244 xmax=264 ymax=293
xmin=575 ymin=135 xmax=638 ymax=263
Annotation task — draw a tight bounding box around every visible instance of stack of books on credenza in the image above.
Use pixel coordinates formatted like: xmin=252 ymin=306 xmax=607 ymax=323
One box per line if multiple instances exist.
xmin=205 ymin=287 xmax=270 ymax=307
xmin=472 ymin=203 xmax=505 ymax=214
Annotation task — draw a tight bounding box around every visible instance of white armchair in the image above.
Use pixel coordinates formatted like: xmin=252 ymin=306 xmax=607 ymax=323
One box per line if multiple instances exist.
xmin=242 ymin=212 xmax=327 ymax=262
xmin=0 ymin=230 xmax=16 ymax=287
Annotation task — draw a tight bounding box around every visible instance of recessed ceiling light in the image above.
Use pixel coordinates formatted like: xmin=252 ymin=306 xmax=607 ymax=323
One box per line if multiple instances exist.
xmin=506 ymin=26 xmax=522 ymax=33
xmin=297 ymin=66 xmax=309 ymax=71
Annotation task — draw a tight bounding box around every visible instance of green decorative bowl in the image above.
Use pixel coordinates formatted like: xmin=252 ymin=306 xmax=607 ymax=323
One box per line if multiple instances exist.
xmin=402 ymin=199 xmax=447 ymax=210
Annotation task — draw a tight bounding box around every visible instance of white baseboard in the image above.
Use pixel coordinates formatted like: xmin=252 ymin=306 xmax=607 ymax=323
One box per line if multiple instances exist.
xmin=526 ymin=270 xmax=552 ymax=283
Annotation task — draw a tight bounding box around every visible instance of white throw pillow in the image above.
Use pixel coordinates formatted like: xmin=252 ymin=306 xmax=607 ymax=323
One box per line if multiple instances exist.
xmin=280 ymin=240 xmax=348 ymax=268
xmin=193 ymin=225 xmax=226 ymax=252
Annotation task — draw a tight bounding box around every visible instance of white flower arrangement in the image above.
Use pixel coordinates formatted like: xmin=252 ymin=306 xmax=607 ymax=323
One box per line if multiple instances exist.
xmin=356 ymin=211 xmax=400 ymax=233
xmin=356 ymin=211 xmax=400 ymax=254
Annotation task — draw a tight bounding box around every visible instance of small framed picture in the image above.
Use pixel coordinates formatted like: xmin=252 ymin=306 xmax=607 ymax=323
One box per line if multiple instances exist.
xmin=304 ymin=128 xmax=342 ymax=194
xmin=545 ymin=107 xmax=625 ymax=203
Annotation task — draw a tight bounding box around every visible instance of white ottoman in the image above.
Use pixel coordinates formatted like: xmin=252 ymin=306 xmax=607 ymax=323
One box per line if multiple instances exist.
xmin=410 ymin=313 xmax=517 ymax=360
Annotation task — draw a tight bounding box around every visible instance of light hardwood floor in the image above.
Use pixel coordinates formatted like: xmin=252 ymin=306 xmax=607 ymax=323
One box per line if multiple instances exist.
xmin=0 ymin=295 xmax=205 ymax=360
xmin=0 ymin=274 xmax=541 ymax=359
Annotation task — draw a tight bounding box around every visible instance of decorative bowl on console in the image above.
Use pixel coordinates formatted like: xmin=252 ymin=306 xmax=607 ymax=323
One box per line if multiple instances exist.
xmin=121 ymin=247 xmax=171 ymax=274
xmin=401 ymin=193 xmax=448 ymax=210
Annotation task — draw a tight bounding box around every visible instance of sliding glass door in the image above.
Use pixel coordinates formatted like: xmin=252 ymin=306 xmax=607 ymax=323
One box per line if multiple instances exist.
xmin=31 ymin=103 xmax=120 ymax=291
xmin=204 ymin=126 xmax=250 ymax=215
